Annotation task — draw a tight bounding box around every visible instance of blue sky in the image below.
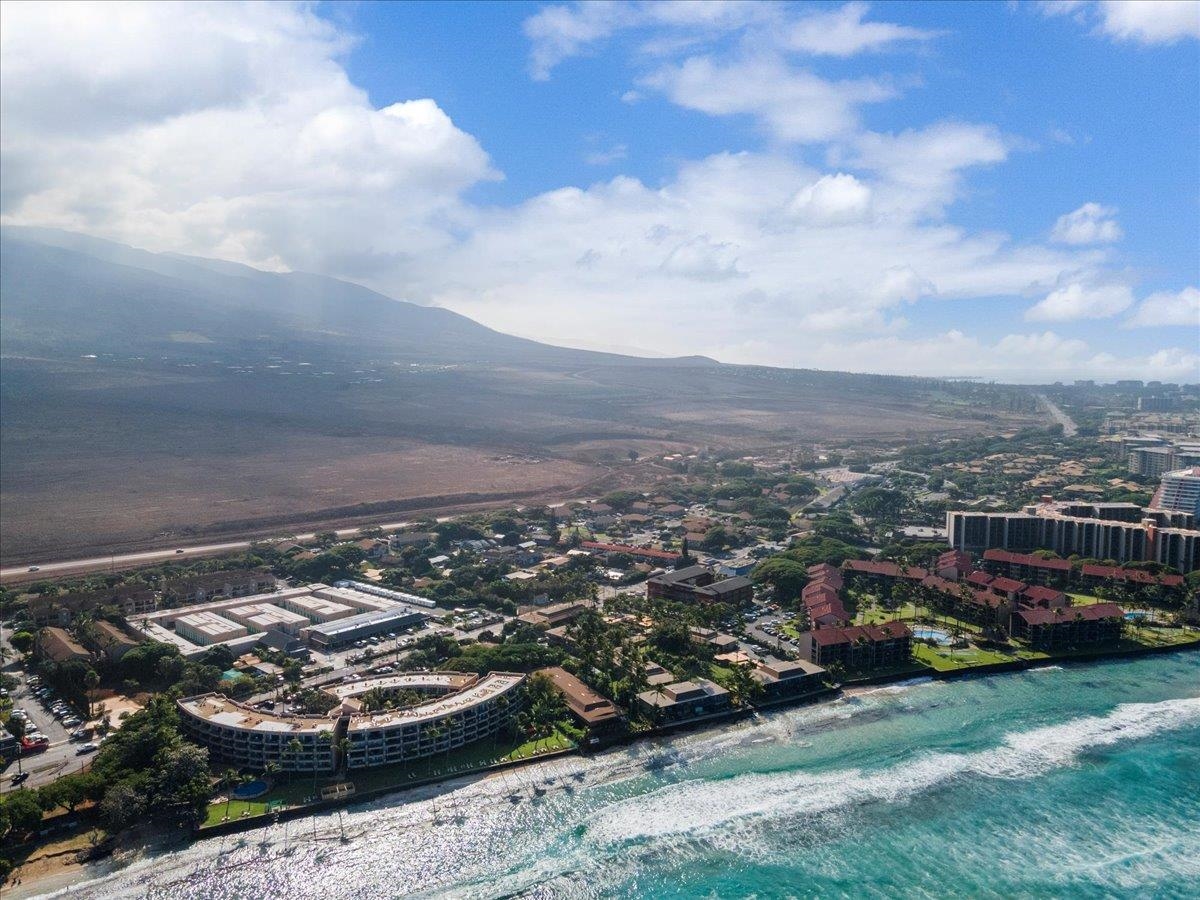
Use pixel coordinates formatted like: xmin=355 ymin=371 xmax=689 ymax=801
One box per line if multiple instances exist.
xmin=2 ymin=1 xmax=1198 ymax=380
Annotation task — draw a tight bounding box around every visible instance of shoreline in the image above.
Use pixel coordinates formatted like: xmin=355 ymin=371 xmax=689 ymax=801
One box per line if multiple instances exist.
xmin=8 ymin=638 xmax=1198 ymax=897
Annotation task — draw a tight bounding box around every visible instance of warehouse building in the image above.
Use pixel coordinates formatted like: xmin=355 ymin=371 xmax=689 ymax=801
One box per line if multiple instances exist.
xmin=301 ymin=607 xmax=427 ymax=649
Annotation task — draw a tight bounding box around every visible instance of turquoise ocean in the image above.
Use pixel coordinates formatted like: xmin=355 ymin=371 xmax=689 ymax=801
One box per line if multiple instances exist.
xmin=43 ymin=653 xmax=1200 ymax=899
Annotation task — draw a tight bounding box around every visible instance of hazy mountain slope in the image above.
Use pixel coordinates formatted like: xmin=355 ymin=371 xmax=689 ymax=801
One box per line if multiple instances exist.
xmin=0 ymin=228 xmax=1033 ymax=561
xmin=1 ymin=228 xmax=713 ymax=368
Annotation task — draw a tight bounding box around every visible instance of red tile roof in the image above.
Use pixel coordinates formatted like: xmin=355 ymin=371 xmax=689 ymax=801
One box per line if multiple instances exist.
xmin=936 ymin=550 xmax=973 ymax=570
xmin=1020 ymin=585 xmax=1066 ymax=606
xmin=807 ymin=620 xmax=911 ymax=646
xmin=1014 ymin=603 xmax=1123 ymax=626
xmin=802 ymin=583 xmax=840 ymax=605
xmin=988 ymin=576 xmax=1028 ymax=594
xmin=982 ymin=549 xmax=1072 ymax=571
xmin=842 ymin=560 xmax=926 ymax=579
xmin=966 ymin=571 xmax=994 ymax=587
xmin=1079 ymin=564 xmax=1184 ymax=587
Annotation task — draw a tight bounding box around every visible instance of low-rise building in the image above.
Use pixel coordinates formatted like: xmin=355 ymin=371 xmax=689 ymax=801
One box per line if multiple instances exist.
xmin=179 ymin=672 xmax=525 ymax=773
xmin=538 ymin=666 xmax=623 ymax=734
xmin=646 ymin=565 xmax=754 ymax=605
xmin=175 ymin=611 xmax=250 ymax=646
xmin=517 ymin=600 xmax=596 ymax=628
xmin=800 ymin=621 xmax=912 ymax=671
xmin=37 ymin=626 xmax=93 ymax=663
xmin=300 ymin=608 xmax=426 ymax=649
xmin=1009 ymin=603 xmax=1124 ymax=650
xmin=223 ymin=603 xmax=311 ymax=636
xmin=636 ymin=679 xmax=731 ymax=724
xmin=751 ymin=658 xmax=826 ymax=701
xmin=92 ymin=620 xmax=139 ymax=661
xmin=161 ymin=569 xmax=276 ymax=604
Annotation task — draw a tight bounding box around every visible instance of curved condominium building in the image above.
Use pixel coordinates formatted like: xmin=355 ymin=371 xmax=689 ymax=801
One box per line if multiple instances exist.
xmin=178 ymin=671 xmax=526 ymax=773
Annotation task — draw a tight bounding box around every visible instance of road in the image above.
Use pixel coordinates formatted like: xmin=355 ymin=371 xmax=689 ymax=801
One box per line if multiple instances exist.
xmin=1036 ymin=393 xmax=1078 ymax=437
xmin=1 ymin=492 xmax=605 ymax=585
xmin=0 ymin=521 xmax=419 ymax=585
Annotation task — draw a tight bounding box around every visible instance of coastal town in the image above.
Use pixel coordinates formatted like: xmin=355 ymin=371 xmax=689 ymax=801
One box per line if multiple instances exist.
xmin=1 ymin=381 xmax=1198 ymax=885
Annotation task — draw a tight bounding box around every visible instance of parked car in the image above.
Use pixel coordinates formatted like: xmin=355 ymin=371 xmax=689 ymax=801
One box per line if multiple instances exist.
xmin=11 ymin=772 xmax=30 ymax=786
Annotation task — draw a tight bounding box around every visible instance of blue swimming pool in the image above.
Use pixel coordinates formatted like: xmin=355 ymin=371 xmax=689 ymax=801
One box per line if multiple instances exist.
xmin=232 ymin=779 xmax=269 ymax=799
xmin=912 ymin=626 xmax=952 ymax=645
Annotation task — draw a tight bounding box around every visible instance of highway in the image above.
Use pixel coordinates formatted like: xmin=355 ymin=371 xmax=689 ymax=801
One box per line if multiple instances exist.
xmin=1036 ymin=393 xmax=1079 ymax=437
xmin=0 ymin=522 xmax=420 ymax=585
xmin=0 ymin=492 xmax=601 ymax=585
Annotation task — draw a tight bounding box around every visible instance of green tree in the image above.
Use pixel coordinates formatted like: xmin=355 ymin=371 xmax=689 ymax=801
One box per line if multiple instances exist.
xmin=752 ymin=557 xmax=809 ymax=601
xmin=9 ymin=630 xmax=34 ymax=655
xmin=1 ymin=789 xmax=44 ymax=836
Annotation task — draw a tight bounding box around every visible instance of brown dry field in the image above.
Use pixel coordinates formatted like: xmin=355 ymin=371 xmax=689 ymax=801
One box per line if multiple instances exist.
xmin=0 ymin=357 xmax=1035 ymax=563
xmin=1 ymin=435 xmax=602 ymax=562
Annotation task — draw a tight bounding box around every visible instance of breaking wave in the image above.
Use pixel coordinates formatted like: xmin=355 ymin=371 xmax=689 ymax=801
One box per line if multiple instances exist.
xmin=583 ymin=696 xmax=1200 ymax=846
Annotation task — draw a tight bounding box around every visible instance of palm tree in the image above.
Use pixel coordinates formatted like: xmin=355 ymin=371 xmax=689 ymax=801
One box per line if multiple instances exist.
xmin=83 ymin=669 xmax=100 ymax=719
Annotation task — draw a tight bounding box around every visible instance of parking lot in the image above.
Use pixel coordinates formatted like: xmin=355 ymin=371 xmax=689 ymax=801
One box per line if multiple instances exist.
xmin=2 ymin=672 xmax=97 ymax=790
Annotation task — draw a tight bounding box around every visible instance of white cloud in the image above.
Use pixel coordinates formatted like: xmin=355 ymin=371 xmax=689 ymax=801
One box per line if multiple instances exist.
xmin=642 ymin=54 xmax=895 ymax=143
xmin=1 ymin=1 xmax=1186 ymax=383
xmin=848 ymin=122 xmax=1011 ymax=217
xmin=411 ymin=152 xmax=1101 ymax=372
xmin=784 ymin=2 xmax=938 ymax=56
xmin=788 ymin=173 xmax=873 ymax=224
xmin=1051 ymin=202 xmax=1123 ymax=244
xmin=1037 ymin=0 xmax=1200 ymax=45
xmin=1124 ymin=286 xmax=1200 ymax=327
xmin=798 ymin=329 xmax=1199 ymax=382
xmin=1025 ymin=281 xmax=1134 ymax=321
xmin=0 ymin=2 xmax=496 ymax=275
xmin=1097 ymin=0 xmax=1200 ymax=44
xmin=585 ymin=144 xmax=629 ymax=166
xmin=523 ymin=1 xmax=936 ymax=78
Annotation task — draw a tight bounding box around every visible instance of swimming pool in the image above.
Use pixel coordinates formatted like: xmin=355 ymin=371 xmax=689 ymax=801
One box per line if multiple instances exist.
xmin=232 ymin=779 xmax=269 ymax=799
xmin=912 ymin=626 xmax=952 ymax=645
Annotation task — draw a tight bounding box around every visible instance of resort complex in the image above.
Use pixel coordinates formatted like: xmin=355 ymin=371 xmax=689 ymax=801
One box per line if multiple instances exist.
xmin=178 ymin=671 xmax=526 ymax=773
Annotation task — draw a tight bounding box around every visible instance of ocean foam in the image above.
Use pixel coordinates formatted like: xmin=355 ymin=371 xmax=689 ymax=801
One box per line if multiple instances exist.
xmin=583 ymin=695 xmax=1200 ymax=846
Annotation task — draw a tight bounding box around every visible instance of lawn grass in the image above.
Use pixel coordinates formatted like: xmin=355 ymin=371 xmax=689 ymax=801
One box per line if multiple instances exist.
xmin=201 ymin=728 xmax=577 ymax=829
xmin=911 ymin=643 xmax=1013 ymax=672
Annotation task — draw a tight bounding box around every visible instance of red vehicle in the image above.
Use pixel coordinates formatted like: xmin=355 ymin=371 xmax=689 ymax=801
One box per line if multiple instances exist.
xmin=21 ymin=736 xmax=50 ymax=753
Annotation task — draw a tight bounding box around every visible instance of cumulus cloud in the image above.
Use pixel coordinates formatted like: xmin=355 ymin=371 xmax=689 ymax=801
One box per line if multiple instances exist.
xmin=1124 ymin=286 xmax=1200 ymax=327
xmin=0 ymin=1 xmax=1186 ymax=382
xmin=413 ymin=152 xmax=1097 ymax=371
xmin=1037 ymin=0 xmax=1200 ymax=45
xmin=847 ymin=122 xmax=1012 ymax=217
xmin=1051 ymin=202 xmax=1123 ymax=244
xmin=1025 ymin=281 xmax=1134 ymax=321
xmin=642 ymin=54 xmax=895 ymax=143
xmin=0 ymin=1 xmax=496 ymax=274
xmin=523 ymin=1 xmax=934 ymax=79
xmin=784 ymin=2 xmax=939 ymax=55
xmin=788 ymin=173 xmax=873 ymax=224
